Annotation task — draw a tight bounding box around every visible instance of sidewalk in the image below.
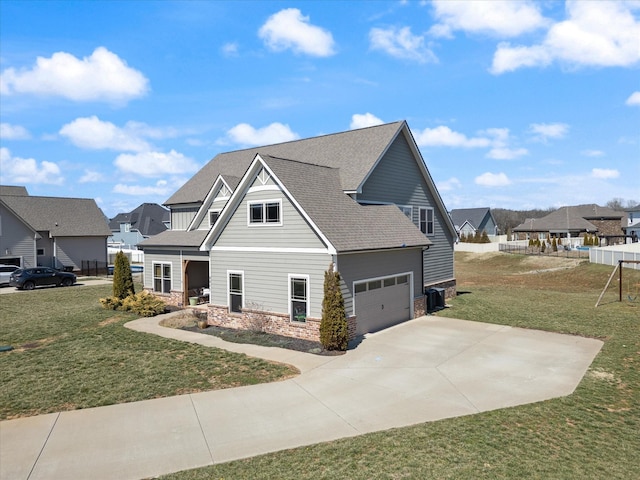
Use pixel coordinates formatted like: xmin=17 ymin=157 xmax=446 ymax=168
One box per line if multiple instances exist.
xmin=0 ymin=314 xmax=603 ymax=480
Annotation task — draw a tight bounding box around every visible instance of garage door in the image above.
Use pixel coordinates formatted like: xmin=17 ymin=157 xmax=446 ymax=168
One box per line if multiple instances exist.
xmin=354 ymin=274 xmax=411 ymax=335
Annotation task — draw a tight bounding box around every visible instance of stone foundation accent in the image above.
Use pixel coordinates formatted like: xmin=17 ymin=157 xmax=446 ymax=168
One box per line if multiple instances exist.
xmin=207 ymin=304 xmax=357 ymax=343
xmin=143 ymin=288 xmax=184 ymax=307
xmin=414 ymin=296 xmax=426 ymax=318
xmin=424 ymin=279 xmax=457 ymax=300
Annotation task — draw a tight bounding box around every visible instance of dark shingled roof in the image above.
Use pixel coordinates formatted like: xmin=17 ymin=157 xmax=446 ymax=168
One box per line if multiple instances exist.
xmin=165 ymin=121 xmax=405 ymax=206
xmin=0 ymin=185 xmax=29 ymax=196
xmin=138 ymin=229 xmax=208 ymax=248
xmin=109 ymin=203 xmax=169 ymax=236
xmin=513 ymin=204 xmax=624 ymax=232
xmin=449 ymin=208 xmax=491 ymax=230
xmin=0 ymin=194 xmax=111 ymax=237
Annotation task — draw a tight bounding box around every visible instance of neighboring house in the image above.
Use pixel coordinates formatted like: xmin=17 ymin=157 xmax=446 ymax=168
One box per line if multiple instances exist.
xmin=140 ymin=121 xmax=457 ymax=341
xmin=0 ymin=186 xmax=111 ymax=271
xmin=623 ymin=205 xmax=640 ymax=242
xmin=513 ymin=204 xmax=625 ymax=245
xmin=450 ymin=207 xmax=498 ymax=239
xmin=108 ymin=203 xmax=170 ymax=249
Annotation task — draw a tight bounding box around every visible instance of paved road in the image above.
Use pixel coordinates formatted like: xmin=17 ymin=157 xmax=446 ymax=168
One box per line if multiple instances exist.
xmin=0 ymin=313 xmax=603 ymax=480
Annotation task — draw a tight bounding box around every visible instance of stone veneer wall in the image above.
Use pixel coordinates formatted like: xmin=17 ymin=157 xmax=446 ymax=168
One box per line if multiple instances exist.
xmin=144 ymin=288 xmax=184 ymax=307
xmin=424 ymin=279 xmax=457 ymax=300
xmin=207 ymin=304 xmax=358 ymax=342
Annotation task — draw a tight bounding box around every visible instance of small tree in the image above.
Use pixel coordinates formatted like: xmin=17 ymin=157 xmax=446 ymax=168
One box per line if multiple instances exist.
xmin=473 ymin=230 xmax=482 ymax=243
xmin=552 ymin=237 xmax=558 ymax=252
xmin=113 ymin=250 xmax=135 ymax=300
xmin=480 ymin=230 xmax=490 ymax=243
xmin=320 ymin=263 xmax=348 ymax=351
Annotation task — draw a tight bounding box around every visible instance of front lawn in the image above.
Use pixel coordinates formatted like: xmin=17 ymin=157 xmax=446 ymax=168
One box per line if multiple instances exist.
xmin=161 ymin=253 xmax=639 ymax=480
xmin=0 ymin=284 xmax=297 ymax=419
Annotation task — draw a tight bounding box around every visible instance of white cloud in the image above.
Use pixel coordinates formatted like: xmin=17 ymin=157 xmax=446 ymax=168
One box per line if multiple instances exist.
xmin=258 ymin=8 xmax=335 ymax=57
xmin=113 ymin=180 xmax=173 ymax=196
xmin=79 ymin=170 xmax=104 ymax=183
xmin=491 ymin=1 xmax=640 ymax=74
xmin=414 ymin=125 xmax=490 ymax=148
xmin=430 ymin=0 xmax=548 ymax=38
xmin=475 ymin=172 xmax=511 ymax=187
xmin=437 ymin=177 xmax=462 ymax=192
xmin=60 ymin=116 xmax=152 ymax=152
xmin=0 ymin=147 xmax=64 ymax=185
xmin=626 ymin=91 xmax=640 ymax=106
xmin=529 ymin=122 xmax=569 ymax=142
xmin=369 ymin=26 xmax=437 ymax=63
xmin=0 ymin=47 xmax=149 ymax=103
xmin=221 ymin=42 xmax=239 ymax=57
xmin=582 ymin=149 xmax=605 ymax=157
xmin=114 ymin=150 xmax=199 ymax=177
xmin=487 ymin=147 xmax=528 ymax=160
xmin=0 ymin=123 xmax=31 ymax=140
xmin=591 ymin=168 xmax=619 ymax=179
xmin=350 ymin=113 xmax=384 ymax=130
xmin=227 ymin=122 xmax=299 ymax=146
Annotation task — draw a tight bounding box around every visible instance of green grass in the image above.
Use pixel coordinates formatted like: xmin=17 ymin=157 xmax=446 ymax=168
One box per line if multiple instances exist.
xmin=0 ymin=284 xmax=297 ymax=419
xmin=160 ymin=253 xmax=639 ymax=480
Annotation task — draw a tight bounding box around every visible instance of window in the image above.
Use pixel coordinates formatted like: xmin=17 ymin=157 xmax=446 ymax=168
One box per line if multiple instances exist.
xmin=419 ymin=207 xmax=434 ymax=235
xmin=228 ymin=272 xmax=243 ymax=313
xmin=37 ymin=249 xmax=44 ymax=256
xmin=209 ymin=210 xmax=220 ymax=227
xmin=289 ymin=275 xmax=309 ymax=323
xmin=248 ymin=200 xmax=281 ymax=225
xmin=398 ymin=205 xmax=412 ymax=219
xmin=153 ymin=263 xmax=171 ymax=293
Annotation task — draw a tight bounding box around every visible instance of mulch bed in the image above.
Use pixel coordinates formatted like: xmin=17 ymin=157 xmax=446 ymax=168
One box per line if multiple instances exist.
xmin=182 ymin=324 xmax=345 ymax=356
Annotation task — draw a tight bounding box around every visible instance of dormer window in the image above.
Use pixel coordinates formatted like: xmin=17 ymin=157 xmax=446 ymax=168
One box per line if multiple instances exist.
xmin=209 ymin=210 xmax=220 ymax=227
xmin=248 ymin=199 xmax=281 ymax=226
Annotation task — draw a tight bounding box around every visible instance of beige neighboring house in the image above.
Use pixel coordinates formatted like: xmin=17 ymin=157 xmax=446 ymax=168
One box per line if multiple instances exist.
xmin=513 ymin=204 xmax=626 ymax=245
xmin=0 ymin=186 xmax=111 ymax=271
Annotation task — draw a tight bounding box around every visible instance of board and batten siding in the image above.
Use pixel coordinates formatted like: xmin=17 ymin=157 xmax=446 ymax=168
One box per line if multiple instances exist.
xmin=337 ymin=248 xmax=423 ymax=317
xmin=170 ymin=206 xmax=199 ymax=231
xmin=214 ymin=186 xmax=326 ymax=250
xmin=210 ymin=250 xmax=331 ymax=318
xmin=0 ymin=203 xmax=36 ymax=267
xmin=357 ymin=133 xmax=455 ymax=286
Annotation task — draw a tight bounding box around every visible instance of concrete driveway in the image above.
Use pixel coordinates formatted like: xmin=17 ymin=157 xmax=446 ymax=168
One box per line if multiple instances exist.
xmin=0 ymin=314 xmax=603 ymax=480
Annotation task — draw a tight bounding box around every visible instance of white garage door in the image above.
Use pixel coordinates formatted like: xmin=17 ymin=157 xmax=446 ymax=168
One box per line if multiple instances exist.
xmin=354 ymin=274 xmax=411 ymax=335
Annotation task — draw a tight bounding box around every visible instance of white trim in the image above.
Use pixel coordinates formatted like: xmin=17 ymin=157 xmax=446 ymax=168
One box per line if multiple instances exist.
xmin=247 ymin=185 xmax=280 ymax=193
xmin=211 ymin=246 xmax=330 ymax=254
xmin=227 ymin=270 xmax=244 ymax=313
xmin=246 ymin=198 xmax=283 ymax=227
xmin=288 ymin=274 xmax=310 ymax=323
xmin=208 ymin=209 xmax=221 ymax=228
xmin=352 ymin=271 xmax=414 ymax=318
xmin=187 ymin=176 xmax=233 ymax=231
xmin=419 ymin=207 xmax=435 ymax=236
xmin=152 ymin=261 xmax=172 ymax=294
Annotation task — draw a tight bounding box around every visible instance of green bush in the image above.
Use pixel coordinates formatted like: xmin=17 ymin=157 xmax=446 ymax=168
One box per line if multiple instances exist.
xmin=320 ymin=263 xmax=348 ymax=351
xmin=100 ymin=291 xmax=166 ymax=317
xmin=113 ymin=251 xmax=135 ymax=300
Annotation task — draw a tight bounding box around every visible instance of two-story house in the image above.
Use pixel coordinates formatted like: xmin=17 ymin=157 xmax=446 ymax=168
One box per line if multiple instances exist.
xmin=450 ymin=207 xmax=498 ymax=240
xmin=140 ymin=121 xmax=456 ymax=341
xmin=108 ymin=203 xmax=170 ymax=249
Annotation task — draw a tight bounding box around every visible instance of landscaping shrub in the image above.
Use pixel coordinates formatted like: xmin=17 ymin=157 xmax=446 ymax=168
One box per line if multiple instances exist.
xmin=320 ymin=263 xmax=347 ymax=351
xmin=113 ymin=251 xmax=135 ymax=299
xmin=100 ymin=291 xmax=166 ymax=317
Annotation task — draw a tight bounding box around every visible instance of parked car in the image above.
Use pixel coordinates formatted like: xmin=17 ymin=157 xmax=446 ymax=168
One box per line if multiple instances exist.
xmin=9 ymin=267 xmax=76 ymax=290
xmin=0 ymin=264 xmax=19 ymax=286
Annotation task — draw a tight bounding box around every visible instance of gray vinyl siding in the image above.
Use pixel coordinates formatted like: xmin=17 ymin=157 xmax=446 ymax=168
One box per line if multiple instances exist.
xmin=358 ymin=134 xmax=455 ymax=286
xmin=143 ymin=248 xmax=208 ymax=291
xmin=214 ymin=186 xmax=326 ymax=250
xmin=171 ymin=207 xmax=199 ymax=230
xmin=337 ymin=248 xmax=423 ymax=316
xmin=210 ymin=250 xmax=331 ymax=318
xmin=0 ymin=204 xmax=36 ymax=267
xmin=56 ymin=237 xmax=107 ymax=270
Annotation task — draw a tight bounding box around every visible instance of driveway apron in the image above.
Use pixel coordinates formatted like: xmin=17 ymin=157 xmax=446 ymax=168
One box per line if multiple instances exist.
xmin=0 ymin=316 xmax=603 ymax=480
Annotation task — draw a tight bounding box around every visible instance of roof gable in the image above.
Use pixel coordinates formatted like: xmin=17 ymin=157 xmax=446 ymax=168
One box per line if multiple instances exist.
xmin=1 ymin=195 xmax=111 ymax=237
xmin=450 ymin=208 xmax=492 ymax=230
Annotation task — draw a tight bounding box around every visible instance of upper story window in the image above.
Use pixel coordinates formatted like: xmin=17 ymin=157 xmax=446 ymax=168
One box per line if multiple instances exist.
xmin=209 ymin=210 xmax=220 ymax=227
xmin=248 ymin=199 xmax=282 ymax=226
xmin=398 ymin=205 xmax=412 ymax=220
xmin=419 ymin=207 xmax=434 ymax=235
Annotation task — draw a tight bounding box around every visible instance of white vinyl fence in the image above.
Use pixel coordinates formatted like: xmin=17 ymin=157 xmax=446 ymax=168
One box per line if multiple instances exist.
xmin=590 ymin=244 xmax=640 ymax=270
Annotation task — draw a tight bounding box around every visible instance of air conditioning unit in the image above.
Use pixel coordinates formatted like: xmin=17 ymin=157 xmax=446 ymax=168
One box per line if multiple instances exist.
xmin=425 ymin=287 xmax=446 ymax=312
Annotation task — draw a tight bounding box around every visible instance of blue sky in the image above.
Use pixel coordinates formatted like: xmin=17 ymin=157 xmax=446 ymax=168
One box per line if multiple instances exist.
xmin=1 ymin=0 xmax=638 ymax=218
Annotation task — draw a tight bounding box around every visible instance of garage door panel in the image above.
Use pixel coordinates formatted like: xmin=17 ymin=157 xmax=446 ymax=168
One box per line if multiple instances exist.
xmin=355 ymin=278 xmax=411 ymax=335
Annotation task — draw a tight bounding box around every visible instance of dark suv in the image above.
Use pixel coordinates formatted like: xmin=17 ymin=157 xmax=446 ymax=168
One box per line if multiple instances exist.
xmin=9 ymin=267 xmax=76 ymax=290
